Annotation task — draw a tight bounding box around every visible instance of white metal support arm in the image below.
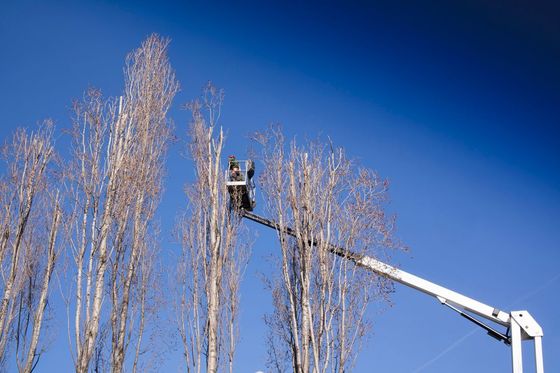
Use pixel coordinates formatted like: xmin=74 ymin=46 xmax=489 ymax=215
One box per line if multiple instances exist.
xmin=240 ymin=210 xmax=544 ymax=373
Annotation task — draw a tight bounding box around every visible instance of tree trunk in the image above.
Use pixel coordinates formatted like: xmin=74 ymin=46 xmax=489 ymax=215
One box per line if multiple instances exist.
xmin=22 ymin=200 xmax=60 ymax=373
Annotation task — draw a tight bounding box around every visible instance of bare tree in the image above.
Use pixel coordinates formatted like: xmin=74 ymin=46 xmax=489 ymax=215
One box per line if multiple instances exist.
xmin=0 ymin=122 xmax=61 ymax=373
xmin=177 ymin=83 xmax=249 ymax=373
xmin=66 ymin=34 xmax=177 ymax=373
xmin=67 ymin=83 xmax=118 ymax=371
xmin=255 ymin=127 xmax=399 ymax=373
xmin=108 ymin=34 xmax=177 ymax=373
xmin=66 ymin=86 xmax=120 ymax=373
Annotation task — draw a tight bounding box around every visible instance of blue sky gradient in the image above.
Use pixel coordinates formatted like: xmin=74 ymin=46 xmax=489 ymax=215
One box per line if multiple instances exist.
xmin=1 ymin=1 xmax=559 ymax=372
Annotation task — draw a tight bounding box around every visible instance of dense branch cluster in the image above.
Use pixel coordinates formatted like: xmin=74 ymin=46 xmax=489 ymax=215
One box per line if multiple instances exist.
xmin=256 ymin=127 xmax=399 ymax=372
xmin=0 ymin=122 xmax=60 ymax=372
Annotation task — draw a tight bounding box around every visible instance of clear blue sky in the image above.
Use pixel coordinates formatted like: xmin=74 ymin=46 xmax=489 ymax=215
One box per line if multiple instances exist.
xmin=1 ymin=1 xmax=559 ymax=372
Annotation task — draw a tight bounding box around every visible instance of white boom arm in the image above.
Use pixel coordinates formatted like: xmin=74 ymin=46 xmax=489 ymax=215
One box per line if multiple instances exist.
xmin=240 ymin=211 xmax=544 ymax=373
xmin=357 ymin=256 xmax=544 ymax=373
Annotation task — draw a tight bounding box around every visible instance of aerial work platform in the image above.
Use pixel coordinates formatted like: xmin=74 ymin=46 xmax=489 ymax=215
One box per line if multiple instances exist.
xmin=225 ymin=157 xmax=256 ymax=211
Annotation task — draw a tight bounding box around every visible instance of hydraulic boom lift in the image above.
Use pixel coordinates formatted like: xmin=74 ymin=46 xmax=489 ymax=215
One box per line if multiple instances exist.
xmin=239 ymin=210 xmax=545 ymax=373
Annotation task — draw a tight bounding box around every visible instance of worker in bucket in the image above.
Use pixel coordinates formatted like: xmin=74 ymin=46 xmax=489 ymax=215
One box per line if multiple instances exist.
xmin=228 ymin=155 xmax=243 ymax=181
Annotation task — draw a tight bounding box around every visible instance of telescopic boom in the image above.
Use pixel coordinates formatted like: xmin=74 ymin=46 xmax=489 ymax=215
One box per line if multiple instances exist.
xmin=240 ymin=210 xmax=544 ymax=373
